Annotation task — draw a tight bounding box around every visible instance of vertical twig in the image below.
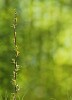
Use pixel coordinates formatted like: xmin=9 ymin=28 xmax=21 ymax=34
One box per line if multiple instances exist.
xmin=12 ymin=10 xmax=20 ymax=100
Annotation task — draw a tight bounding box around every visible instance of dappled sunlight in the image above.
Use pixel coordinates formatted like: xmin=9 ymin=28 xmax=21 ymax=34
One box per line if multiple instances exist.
xmin=20 ymin=0 xmax=60 ymax=29
xmin=54 ymin=48 xmax=68 ymax=65
xmin=54 ymin=65 xmax=72 ymax=91
xmin=54 ymin=26 xmax=72 ymax=65
xmin=1 ymin=0 xmax=72 ymax=99
xmin=58 ymin=27 xmax=72 ymax=48
xmin=53 ymin=24 xmax=72 ymax=94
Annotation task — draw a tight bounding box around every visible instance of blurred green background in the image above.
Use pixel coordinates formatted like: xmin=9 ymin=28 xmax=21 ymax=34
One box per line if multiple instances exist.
xmin=0 ymin=0 xmax=72 ymax=100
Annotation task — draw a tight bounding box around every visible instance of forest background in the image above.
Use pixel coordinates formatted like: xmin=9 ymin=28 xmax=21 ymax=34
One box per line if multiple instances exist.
xmin=0 ymin=0 xmax=72 ymax=100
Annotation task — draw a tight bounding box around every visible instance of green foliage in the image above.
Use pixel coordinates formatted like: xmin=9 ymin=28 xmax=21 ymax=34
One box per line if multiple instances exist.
xmin=0 ymin=0 xmax=72 ymax=100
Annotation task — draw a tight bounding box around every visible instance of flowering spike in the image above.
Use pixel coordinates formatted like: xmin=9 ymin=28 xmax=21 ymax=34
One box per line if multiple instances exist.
xmin=11 ymin=10 xmax=20 ymax=100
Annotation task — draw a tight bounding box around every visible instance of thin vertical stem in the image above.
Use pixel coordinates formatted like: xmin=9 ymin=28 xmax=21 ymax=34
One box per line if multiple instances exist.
xmin=12 ymin=10 xmax=19 ymax=100
xmin=13 ymin=10 xmax=17 ymax=100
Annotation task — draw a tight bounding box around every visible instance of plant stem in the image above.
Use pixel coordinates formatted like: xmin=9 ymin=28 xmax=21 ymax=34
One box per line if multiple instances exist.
xmin=13 ymin=10 xmax=17 ymax=100
xmin=12 ymin=10 xmax=19 ymax=100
